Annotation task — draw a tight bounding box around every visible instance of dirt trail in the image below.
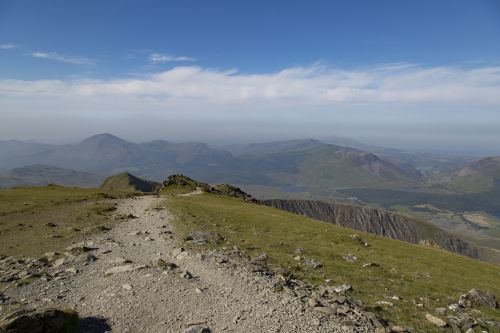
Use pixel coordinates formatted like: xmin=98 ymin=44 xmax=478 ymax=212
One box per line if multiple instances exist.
xmin=177 ymin=188 xmax=203 ymax=197
xmin=4 ymin=196 xmax=376 ymax=333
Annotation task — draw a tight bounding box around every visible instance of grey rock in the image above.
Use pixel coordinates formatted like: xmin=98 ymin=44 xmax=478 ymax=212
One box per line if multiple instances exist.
xmin=342 ymin=254 xmax=357 ymax=262
xmin=104 ymin=264 xmax=146 ymax=275
xmin=333 ymin=284 xmax=352 ymax=294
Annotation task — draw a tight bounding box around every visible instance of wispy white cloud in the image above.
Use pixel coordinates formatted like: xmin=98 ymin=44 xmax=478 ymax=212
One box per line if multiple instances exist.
xmin=0 ymin=44 xmax=17 ymax=49
xmin=31 ymin=51 xmax=94 ymax=65
xmin=149 ymin=53 xmax=196 ymax=63
xmin=1 ymin=63 xmax=500 ymax=109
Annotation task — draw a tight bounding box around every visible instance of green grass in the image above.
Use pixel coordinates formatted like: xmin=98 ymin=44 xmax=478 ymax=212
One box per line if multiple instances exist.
xmin=0 ymin=185 xmax=136 ymax=257
xmin=164 ymin=192 xmax=500 ymax=332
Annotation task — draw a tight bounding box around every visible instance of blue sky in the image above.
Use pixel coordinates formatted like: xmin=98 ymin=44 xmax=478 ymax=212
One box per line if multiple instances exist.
xmin=1 ymin=0 xmax=500 ymax=154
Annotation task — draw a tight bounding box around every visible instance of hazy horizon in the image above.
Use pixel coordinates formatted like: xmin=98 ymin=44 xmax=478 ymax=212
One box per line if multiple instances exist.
xmin=1 ymin=1 xmax=500 ymax=156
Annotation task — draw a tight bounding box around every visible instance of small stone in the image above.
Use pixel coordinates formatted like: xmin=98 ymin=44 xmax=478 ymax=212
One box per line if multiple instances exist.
xmin=303 ymin=258 xmax=322 ymax=269
xmin=307 ymin=298 xmax=320 ymax=308
xmin=122 ymin=284 xmax=133 ymax=291
xmin=376 ymin=301 xmax=394 ymax=307
xmin=104 ymin=264 xmax=146 ymax=275
xmin=180 ymin=271 xmax=193 ymax=279
xmin=172 ymin=248 xmax=185 ymax=258
xmin=342 ymin=254 xmax=357 ymax=262
xmin=64 ymin=267 xmax=78 ymax=274
xmin=195 ymin=288 xmax=202 ymax=294
xmin=425 ymin=313 xmax=447 ymax=327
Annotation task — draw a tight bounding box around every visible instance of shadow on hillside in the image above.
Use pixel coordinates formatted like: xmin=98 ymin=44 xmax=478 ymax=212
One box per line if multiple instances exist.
xmin=77 ymin=316 xmax=111 ymax=333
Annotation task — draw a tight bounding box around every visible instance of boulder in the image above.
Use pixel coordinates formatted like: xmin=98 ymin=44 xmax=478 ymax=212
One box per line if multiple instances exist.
xmin=0 ymin=308 xmax=78 ymax=333
xmin=465 ymin=288 xmax=497 ymax=309
xmin=425 ymin=313 xmax=447 ymax=327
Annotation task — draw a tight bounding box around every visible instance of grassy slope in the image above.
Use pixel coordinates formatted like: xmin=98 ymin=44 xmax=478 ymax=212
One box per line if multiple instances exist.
xmin=0 ymin=186 xmax=134 ymax=257
xmin=165 ymin=192 xmax=500 ymax=332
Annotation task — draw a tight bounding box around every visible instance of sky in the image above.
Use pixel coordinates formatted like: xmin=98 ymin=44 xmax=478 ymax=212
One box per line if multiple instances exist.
xmin=1 ymin=0 xmax=500 ymax=155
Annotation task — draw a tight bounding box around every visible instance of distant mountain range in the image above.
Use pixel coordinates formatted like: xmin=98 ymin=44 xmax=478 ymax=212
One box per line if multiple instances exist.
xmin=0 ymin=133 xmax=421 ymax=191
xmin=0 ymin=133 xmax=498 ymax=197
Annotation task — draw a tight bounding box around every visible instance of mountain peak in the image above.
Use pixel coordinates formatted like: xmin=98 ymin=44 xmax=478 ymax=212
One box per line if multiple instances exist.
xmin=80 ymin=133 xmax=127 ymax=145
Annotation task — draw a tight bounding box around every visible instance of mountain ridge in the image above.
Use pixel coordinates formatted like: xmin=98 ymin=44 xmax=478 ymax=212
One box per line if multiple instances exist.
xmin=264 ymin=198 xmax=481 ymax=260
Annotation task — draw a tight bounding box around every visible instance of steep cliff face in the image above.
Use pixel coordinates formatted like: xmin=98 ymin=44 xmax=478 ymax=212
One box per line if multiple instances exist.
xmin=264 ymin=199 xmax=480 ymax=260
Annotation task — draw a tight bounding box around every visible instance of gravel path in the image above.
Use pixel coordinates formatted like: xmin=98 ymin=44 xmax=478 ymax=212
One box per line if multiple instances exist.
xmin=4 ymin=196 xmax=378 ymax=333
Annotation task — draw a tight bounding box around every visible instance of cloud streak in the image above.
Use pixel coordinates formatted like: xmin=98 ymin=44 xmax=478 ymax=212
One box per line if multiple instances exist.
xmin=0 ymin=44 xmax=17 ymax=49
xmin=31 ymin=51 xmax=94 ymax=65
xmin=149 ymin=53 xmax=196 ymax=63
